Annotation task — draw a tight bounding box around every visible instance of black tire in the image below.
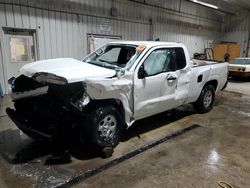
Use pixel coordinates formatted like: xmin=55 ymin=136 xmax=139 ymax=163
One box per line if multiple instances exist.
xmin=193 ymin=85 xmax=215 ymax=113
xmin=83 ymin=105 xmax=124 ymax=149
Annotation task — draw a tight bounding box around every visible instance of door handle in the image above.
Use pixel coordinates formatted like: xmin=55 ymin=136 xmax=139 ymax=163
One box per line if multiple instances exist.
xmin=167 ymin=76 xmax=177 ymax=80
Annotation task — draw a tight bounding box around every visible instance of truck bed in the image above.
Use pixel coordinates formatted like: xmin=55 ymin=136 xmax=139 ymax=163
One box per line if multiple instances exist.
xmin=185 ymin=59 xmax=228 ymax=104
xmin=191 ymin=59 xmax=225 ymax=67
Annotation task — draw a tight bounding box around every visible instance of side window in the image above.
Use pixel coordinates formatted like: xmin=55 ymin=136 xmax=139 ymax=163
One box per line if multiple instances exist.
xmin=144 ymin=48 xmax=175 ymax=77
xmin=174 ymin=48 xmax=186 ymax=70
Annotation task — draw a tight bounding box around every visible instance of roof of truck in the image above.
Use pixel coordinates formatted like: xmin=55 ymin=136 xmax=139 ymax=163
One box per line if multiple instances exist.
xmin=108 ymin=41 xmax=185 ymax=48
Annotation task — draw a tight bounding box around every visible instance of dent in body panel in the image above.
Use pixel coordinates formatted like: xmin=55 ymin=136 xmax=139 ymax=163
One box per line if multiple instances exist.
xmin=84 ymin=73 xmax=134 ymax=126
xmin=175 ymin=68 xmax=192 ymax=104
xmin=185 ymin=67 xmax=211 ymax=103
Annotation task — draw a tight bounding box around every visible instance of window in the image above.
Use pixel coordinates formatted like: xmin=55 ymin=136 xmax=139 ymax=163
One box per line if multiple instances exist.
xmin=142 ymin=47 xmax=186 ymax=77
xmin=10 ymin=37 xmax=30 ymax=63
xmin=174 ymin=47 xmax=186 ymax=70
xmin=84 ymin=44 xmax=137 ymax=70
xmin=144 ymin=48 xmax=174 ymax=76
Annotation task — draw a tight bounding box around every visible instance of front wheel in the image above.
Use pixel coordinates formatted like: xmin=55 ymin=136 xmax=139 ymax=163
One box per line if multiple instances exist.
xmin=83 ymin=106 xmax=124 ymax=149
xmin=193 ymin=85 xmax=215 ymax=113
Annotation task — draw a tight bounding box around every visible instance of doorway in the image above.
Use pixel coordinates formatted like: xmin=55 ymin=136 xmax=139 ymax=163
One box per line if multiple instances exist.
xmin=1 ymin=28 xmax=37 ymax=94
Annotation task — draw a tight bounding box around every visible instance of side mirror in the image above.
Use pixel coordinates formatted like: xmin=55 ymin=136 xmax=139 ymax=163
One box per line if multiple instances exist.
xmin=138 ymin=65 xmax=147 ymax=79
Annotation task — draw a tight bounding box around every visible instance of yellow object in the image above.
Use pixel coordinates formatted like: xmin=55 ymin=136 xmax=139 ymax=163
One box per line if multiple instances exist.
xmin=16 ymin=44 xmax=25 ymax=55
xmin=136 ymin=45 xmax=146 ymax=52
xmin=213 ymin=44 xmax=241 ymax=61
xmin=218 ymin=181 xmax=233 ymax=188
xmin=213 ymin=44 xmax=228 ymax=61
xmin=227 ymin=44 xmax=240 ymax=61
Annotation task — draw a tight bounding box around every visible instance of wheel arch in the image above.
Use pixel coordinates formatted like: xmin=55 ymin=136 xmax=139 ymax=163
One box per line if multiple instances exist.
xmin=193 ymin=80 xmax=216 ymax=113
xmin=204 ymin=80 xmax=218 ymax=91
xmin=87 ymin=98 xmax=126 ymax=126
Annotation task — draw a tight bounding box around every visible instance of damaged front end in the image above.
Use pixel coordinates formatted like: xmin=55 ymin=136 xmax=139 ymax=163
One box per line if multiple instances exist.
xmin=6 ymin=74 xmax=91 ymax=141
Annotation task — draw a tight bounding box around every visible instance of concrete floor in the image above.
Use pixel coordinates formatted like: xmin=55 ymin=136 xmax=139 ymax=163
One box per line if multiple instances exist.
xmin=226 ymin=77 xmax=250 ymax=96
xmin=0 ymin=80 xmax=249 ymax=188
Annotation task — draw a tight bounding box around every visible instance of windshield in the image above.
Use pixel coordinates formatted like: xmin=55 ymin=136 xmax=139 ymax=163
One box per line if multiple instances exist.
xmin=83 ymin=44 xmax=141 ymax=70
xmin=230 ymin=59 xmax=250 ymax=65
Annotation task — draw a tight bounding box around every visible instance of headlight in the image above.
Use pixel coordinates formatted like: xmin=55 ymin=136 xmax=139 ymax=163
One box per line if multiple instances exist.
xmin=80 ymin=93 xmax=90 ymax=106
xmin=72 ymin=93 xmax=90 ymax=111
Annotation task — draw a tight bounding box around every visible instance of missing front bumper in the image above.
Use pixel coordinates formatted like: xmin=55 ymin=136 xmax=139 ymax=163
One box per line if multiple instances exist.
xmin=6 ymin=108 xmax=53 ymax=141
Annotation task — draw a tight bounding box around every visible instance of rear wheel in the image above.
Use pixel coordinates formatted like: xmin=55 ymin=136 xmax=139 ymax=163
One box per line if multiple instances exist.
xmin=83 ymin=105 xmax=124 ymax=149
xmin=193 ymin=85 xmax=215 ymax=113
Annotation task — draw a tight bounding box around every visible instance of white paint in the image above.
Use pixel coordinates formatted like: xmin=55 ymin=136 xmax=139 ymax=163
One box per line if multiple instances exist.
xmin=20 ymin=58 xmax=116 ymax=83
xmin=132 ymin=44 xmax=191 ymax=119
xmin=11 ymin=86 xmax=49 ymax=100
xmin=16 ymin=42 xmax=228 ymax=126
xmin=228 ymin=58 xmax=250 ymax=73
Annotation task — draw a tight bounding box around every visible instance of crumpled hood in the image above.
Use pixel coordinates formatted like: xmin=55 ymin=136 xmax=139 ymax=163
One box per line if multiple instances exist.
xmin=20 ymin=58 xmax=116 ymax=83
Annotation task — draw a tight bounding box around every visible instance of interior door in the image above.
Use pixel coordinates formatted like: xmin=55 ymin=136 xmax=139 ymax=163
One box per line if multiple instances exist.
xmin=3 ymin=29 xmax=37 ymax=93
xmin=133 ymin=47 xmax=179 ymax=119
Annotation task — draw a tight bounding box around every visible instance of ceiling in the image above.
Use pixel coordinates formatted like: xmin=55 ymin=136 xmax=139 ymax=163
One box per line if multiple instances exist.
xmin=187 ymin=0 xmax=250 ymax=15
xmin=224 ymin=0 xmax=250 ymax=11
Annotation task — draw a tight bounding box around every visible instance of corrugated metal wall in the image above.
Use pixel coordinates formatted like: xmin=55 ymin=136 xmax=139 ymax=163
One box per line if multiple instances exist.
xmin=0 ymin=0 xmax=223 ymax=57
xmin=222 ymin=10 xmax=250 ymax=57
xmin=0 ymin=0 xmax=225 ymax=94
xmin=0 ymin=0 xmax=154 ymax=60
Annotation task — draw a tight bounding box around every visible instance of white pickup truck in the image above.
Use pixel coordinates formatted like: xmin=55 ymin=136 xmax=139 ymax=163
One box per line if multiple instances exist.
xmin=6 ymin=41 xmax=228 ymax=149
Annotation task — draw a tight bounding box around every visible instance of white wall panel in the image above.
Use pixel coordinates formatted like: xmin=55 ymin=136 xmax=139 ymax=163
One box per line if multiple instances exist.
xmin=35 ymin=8 xmax=45 ymax=59
xmin=13 ymin=4 xmax=22 ymax=28
xmin=82 ymin=15 xmax=88 ymax=58
xmin=222 ymin=31 xmax=249 ymax=57
xmin=222 ymin=11 xmax=250 ymax=57
xmin=49 ymin=11 xmax=57 ymax=58
xmin=0 ymin=0 xmax=232 ymax=64
xmin=20 ymin=2 xmax=29 ymax=28
xmin=55 ymin=11 xmax=63 ymax=57
xmin=42 ymin=10 xmax=52 ymax=58
xmin=66 ymin=13 xmax=73 ymax=57
xmin=0 ymin=3 xmax=5 ymax=93
xmin=5 ymin=3 xmax=15 ymax=27
xmin=61 ymin=12 xmax=68 ymax=57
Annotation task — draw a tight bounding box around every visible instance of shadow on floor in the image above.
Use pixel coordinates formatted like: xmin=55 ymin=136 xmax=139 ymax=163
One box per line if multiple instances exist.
xmin=0 ymin=129 xmax=101 ymax=165
xmin=0 ymin=105 xmax=197 ymax=165
xmin=228 ymin=76 xmax=250 ymax=82
xmin=121 ymin=105 xmax=195 ymax=142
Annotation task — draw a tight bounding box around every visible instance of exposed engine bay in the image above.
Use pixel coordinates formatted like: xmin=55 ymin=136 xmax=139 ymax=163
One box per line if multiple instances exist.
xmin=8 ymin=75 xmax=91 ymax=140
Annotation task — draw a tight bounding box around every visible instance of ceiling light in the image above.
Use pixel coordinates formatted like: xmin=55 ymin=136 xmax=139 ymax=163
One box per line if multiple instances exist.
xmin=191 ymin=0 xmax=218 ymax=9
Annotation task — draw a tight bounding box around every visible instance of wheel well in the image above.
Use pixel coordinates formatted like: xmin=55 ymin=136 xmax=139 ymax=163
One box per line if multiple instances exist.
xmin=87 ymin=99 xmax=125 ymax=121
xmin=204 ymin=80 xmax=218 ymax=91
